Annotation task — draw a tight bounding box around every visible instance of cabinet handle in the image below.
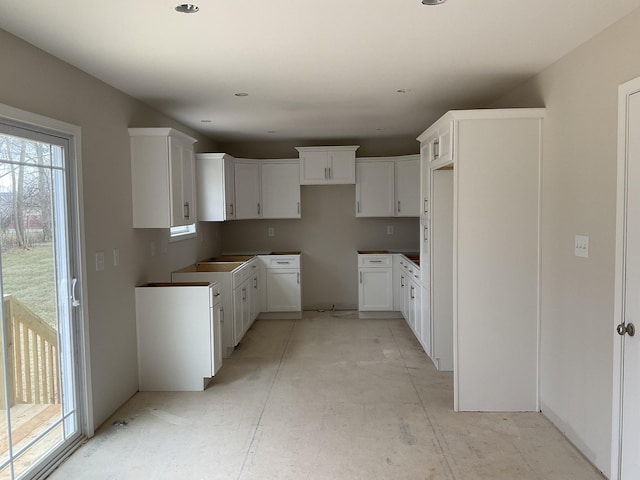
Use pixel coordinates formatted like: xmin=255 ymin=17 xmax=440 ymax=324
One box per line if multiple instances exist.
xmin=357 ymin=201 xmax=360 ymax=213
xmin=220 ymin=307 xmax=224 ymax=324
xmin=328 ymin=167 xmax=331 ymax=178
xmin=184 ymin=202 xmax=190 ymax=219
xmin=424 ymin=226 xmax=428 ymax=241
xmin=257 ymin=203 xmax=261 ymax=215
xmin=398 ymin=200 xmax=401 ymax=213
xmin=424 ymin=199 xmax=428 ymax=214
xmin=324 ymin=167 xmax=328 ymax=179
xmin=297 ymin=272 xmax=300 ymax=284
xmin=230 ymin=203 xmax=234 ymax=216
xmin=410 ymin=286 xmax=415 ymax=299
xmin=276 ymin=261 xmax=290 ymax=265
xmin=297 ymin=202 xmax=300 ymax=214
xmin=71 ymin=277 xmax=80 ymax=307
xmin=242 ymin=287 xmax=246 ymax=301
xmin=369 ymin=260 xmax=383 ymax=263
xmin=433 ymin=139 xmax=440 ymax=159
xmin=254 ymin=278 xmax=258 ymax=289
xmin=213 ymin=292 xmax=221 ymax=297
xmin=359 ymin=272 xmax=363 ymax=284
xmin=401 ymin=275 xmax=404 ymax=288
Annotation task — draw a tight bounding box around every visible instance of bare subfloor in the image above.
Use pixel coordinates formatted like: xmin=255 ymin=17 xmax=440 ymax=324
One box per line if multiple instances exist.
xmin=50 ymin=312 xmax=604 ymax=480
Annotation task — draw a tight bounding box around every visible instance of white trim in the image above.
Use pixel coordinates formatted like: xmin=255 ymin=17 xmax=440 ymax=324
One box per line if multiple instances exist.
xmin=611 ymin=76 xmax=640 ymax=480
xmin=0 ymin=102 xmax=94 ymax=437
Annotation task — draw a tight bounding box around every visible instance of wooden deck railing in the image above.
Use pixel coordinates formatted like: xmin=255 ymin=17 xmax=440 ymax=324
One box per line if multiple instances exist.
xmin=1 ymin=295 xmax=59 ymax=409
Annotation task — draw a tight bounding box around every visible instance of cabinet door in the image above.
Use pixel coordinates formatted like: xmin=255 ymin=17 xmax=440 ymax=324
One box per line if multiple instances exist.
xmin=420 ymin=143 xmax=430 ymax=221
xmin=249 ymin=273 xmax=260 ymax=327
xmin=410 ymin=280 xmax=422 ymax=338
xmin=300 ymin=151 xmax=329 ymax=184
xmin=328 ymin=150 xmax=356 ymax=184
xmin=212 ymin=302 xmax=223 ymax=375
xmin=224 ymin=156 xmax=236 ymax=219
xmin=169 ymin=138 xmax=187 ymax=227
xmin=233 ymin=285 xmax=248 ymax=345
xmin=402 ymin=273 xmax=411 ymax=321
xmin=395 ymin=159 xmax=420 ymax=217
xmin=234 ymin=162 xmax=261 ymax=219
xmin=420 ymin=285 xmax=431 ymax=357
xmin=356 ymin=161 xmax=395 ymax=217
xmin=358 ymin=268 xmax=393 ymax=311
xmin=261 ymin=162 xmax=301 ymax=218
xmin=266 ymin=269 xmax=301 ymax=311
xmin=181 ymin=143 xmax=196 ymax=223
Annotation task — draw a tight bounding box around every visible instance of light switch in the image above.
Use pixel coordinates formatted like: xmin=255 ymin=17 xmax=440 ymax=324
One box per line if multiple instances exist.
xmin=95 ymin=251 xmax=105 ymax=271
xmin=387 ymin=225 xmax=394 ymax=235
xmin=575 ymin=235 xmax=589 ymax=258
xmin=267 ymin=227 xmax=275 ymax=237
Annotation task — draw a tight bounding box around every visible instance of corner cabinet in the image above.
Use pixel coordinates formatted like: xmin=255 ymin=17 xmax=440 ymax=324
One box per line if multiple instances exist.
xmin=355 ymin=155 xmax=420 ymax=217
xmin=296 ymin=146 xmax=359 ymax=185
xmin=196 ymin=153 xmax=236 ymax=221
xmin=129 ymin=128 xmax=197 ymax=228
xmin=358 ymin=254 xmax=393 ymax=311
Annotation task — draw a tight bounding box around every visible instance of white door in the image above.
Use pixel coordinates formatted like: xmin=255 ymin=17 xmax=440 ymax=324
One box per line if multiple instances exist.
xmin=395 ymin=158 xmax=420 ymax=216
xmin=234 ymin=162 xmax=261 ymax=219
xmin=614 ymin=77 xmax=640 ymax=480
xmin=0 ymin=116 xmax=88 ymax=479
xmin=261 ymin=162 xmax=300 ymax=218
xmin=355 ymin=161 xmax=395 ymax=217
xmin=266 ymin=269 xmax=301 ymax=312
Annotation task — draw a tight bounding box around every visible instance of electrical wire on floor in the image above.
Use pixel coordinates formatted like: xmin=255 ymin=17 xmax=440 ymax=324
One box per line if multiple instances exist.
xmin=330 ymin=304 xmax=358 ymax=319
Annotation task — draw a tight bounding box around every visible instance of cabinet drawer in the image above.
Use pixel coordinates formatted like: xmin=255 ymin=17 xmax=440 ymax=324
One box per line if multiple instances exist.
xmin=358 ymin=255 xmax=391 ymax=267
xmin=267 ymin=256 xmax=300 ymax=268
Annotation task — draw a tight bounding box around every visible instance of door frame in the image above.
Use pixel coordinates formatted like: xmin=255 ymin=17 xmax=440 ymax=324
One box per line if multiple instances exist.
xmin=0 ymin=103 xmax=94 ymax=442
xmin=611 ymin=76 xmax=640 ymax=480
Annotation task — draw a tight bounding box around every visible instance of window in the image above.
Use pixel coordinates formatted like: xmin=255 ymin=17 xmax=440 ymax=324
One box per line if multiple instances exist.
xmin=169 ymin=223 xmax=196 ymax=241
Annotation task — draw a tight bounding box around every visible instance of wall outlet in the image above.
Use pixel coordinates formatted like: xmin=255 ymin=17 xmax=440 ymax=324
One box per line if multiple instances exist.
xmin=575 ymin=235 xmax=589 ymax=258
xmin=268 ymin=227 xmax=275 ymax=237
xmin=387 ymin=225 xmax=394 ymax=235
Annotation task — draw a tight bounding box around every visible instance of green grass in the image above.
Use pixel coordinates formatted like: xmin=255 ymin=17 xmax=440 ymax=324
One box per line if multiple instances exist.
xmin=2 ymin=245 xmax=57 ymax=327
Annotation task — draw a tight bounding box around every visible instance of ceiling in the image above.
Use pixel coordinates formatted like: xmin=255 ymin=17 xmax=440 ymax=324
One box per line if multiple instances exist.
xmin=2 ymin=0 xmax=640 ymax=142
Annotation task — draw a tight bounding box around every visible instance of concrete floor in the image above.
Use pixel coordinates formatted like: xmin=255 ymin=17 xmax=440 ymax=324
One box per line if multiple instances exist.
xmin=49 ymin=312 xmax=604 ymax=480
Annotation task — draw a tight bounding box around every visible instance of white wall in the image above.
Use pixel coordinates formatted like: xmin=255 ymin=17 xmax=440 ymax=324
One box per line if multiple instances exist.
xmin=0 ymin=28 xmax=222 ymax=428
xmin=492 ymin=7 xmax=640 ymax=477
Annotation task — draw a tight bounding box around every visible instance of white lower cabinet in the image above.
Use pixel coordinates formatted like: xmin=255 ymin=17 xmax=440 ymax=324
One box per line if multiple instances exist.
xmin=135 ymin=282 xmax=222 ymax=391
xmin=259 ymin=255 xmax=302 ymax=312
xmin=358 ymin=254 xmax=393 ymax=311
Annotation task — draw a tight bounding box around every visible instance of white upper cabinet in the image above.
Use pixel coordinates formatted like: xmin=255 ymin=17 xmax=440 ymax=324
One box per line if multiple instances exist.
xmin=196 ymin=153 xmax=236 ymax=221
xmin=261 ymin=161 xmax=301 ymax=219
xmin=395 ymin=156 xmax=420 ymax=217
xmin=234 ymin=161 xmax=262 ymax=219
xmin=129 ymin=127 xmax=197 ymax=228
xmin=296 ymin=146 xmax=359 ymax=184
xmin=355 ymin=155 xmax=420 ymax=218
xmin=355 ymin=160 xmax=395 ymax=217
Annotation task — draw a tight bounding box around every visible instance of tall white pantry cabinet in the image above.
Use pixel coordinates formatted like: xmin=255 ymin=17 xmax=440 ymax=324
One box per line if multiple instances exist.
xmin=419 ymin=109 xmax=544 ymax=412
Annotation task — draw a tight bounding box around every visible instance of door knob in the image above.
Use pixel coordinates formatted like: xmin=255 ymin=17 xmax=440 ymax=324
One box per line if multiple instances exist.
xmin=616 ymin=322 xmax=636 ymax=337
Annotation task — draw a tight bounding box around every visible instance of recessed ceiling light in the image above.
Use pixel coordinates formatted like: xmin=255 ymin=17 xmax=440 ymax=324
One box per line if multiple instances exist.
xmin=376 ymin=128 xmax=385 ymax=131
xmin=267 ymin=130 xmax=277 ymax=134
xmin=234 ymin=92 xmax=249 ymax=97
xmin=175 ymin=4 xmax=199 ymax=13
xmin=422 ymin=0 xmax=446 ymax=5
xmin=396 ymin=89 xmax=412 ymax=94
xmin=200 ymin=119 xmax=212 ymax=123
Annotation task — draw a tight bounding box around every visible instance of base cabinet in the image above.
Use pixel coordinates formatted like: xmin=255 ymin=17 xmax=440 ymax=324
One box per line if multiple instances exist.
xmin=358 ymin=254 xmax=393 ymax=311
xmin=260 ymin=255 xmax=302 ymax=312
xmin=135 ymin=282 xmax=222 ymax=391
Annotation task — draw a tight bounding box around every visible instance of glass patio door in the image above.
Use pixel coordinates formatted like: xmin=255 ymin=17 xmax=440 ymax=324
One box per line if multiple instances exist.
xmin=0 ymin=119 xmax=83 ymax=480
